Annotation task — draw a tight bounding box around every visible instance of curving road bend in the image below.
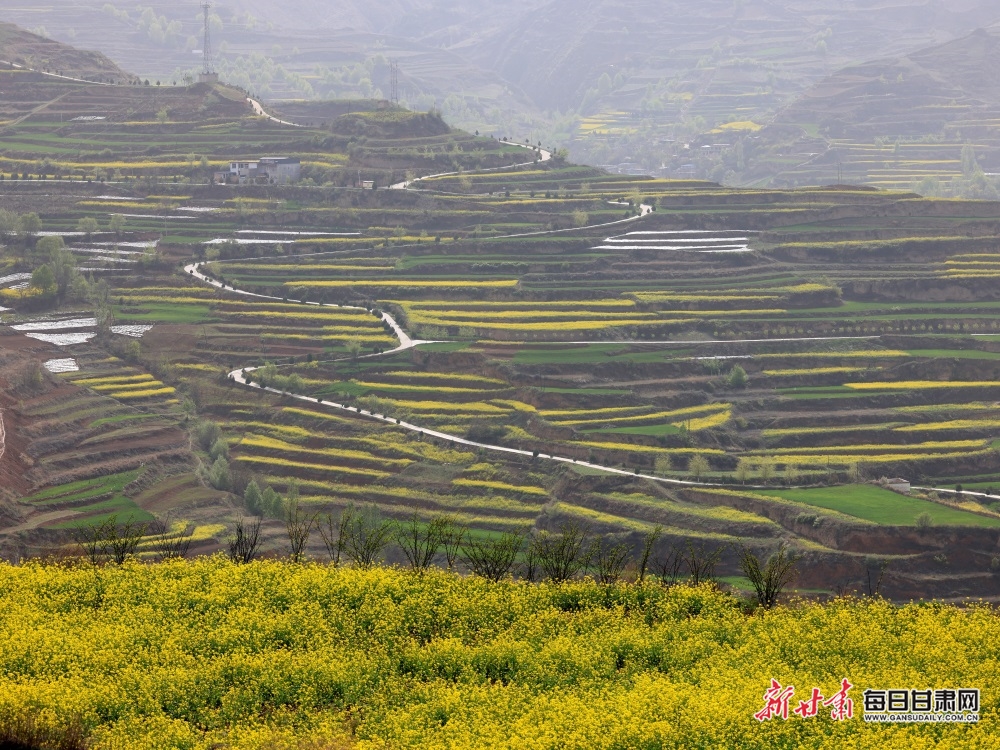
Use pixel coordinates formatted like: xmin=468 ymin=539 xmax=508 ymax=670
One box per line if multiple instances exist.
xmin=247 ymin=98 xmax=304 ymax=128
xmin=184 ymin=263 xmax=429 ymax=356
xmin=390 ymin=141 xmax=552 ymax=190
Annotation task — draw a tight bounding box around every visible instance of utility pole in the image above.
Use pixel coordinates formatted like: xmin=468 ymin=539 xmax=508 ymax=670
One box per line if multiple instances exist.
xmin=390 ymin=60 xmax=399 ymax=106
xmin=200 ymin=3 xmax=218 ymax=83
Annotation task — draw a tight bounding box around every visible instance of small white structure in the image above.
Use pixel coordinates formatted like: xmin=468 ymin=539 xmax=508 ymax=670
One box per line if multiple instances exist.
xmin=225 ymin=157 xmax=301 ymax=185
xmin=886 ymin=478 xmax=911 ymax=494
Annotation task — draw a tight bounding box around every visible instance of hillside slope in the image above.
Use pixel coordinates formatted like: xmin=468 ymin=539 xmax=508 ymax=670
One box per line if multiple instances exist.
xmin=742 ymin=27 xmax=1000 ymax=192
xmin=0 ymin=21 xmax=130 ymax=82
xmin=3 ymin=1 xmax=1000 ymax=175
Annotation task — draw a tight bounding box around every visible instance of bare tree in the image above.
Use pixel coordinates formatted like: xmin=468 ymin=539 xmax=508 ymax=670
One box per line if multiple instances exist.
xmin=654 ymin=543 xmax=685 ymax=585
xmin=637 ymin=525 xmax=663 ymax=584
xmin=150 ymin=517 xmax=192 ymax=560
xmin=228 ymin=516 xmax=262 ymax=564
xmin=438 ymin=515 xmax=466 ymax=572
xmin=344 ymin=503 xmax=394 ymax=569
xmin=522 ymin=543 xmax=539 ymax=582
xmin=462 ymin=530 xmax=523 ymax=582
xmin=683 ymin=540 xmax=724 ymax=585
xmin=864 ymin=557 xmax=890 ymax=598
xmin=285 ymin=497 xmax=315 ymax=563
xmin=590 ymin=537 xmax=631 ymax=585
xmin=317 ymin=508 xmax=353 ymax=566
xmin=75 ymin=519 xmax=110 ymax=565
xmin=738 ymin=543 xmax=800 ymax=609
xmin=532 ymin=522 xmax=592 ymax=583
xmin=396 ymin=512 xmax=443 ymax=573
xmin=103 ymin=515 xmax=148 ymax=564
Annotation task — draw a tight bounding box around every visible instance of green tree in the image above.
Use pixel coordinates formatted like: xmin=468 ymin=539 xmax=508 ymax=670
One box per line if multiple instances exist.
xmin=735 ymin=457 xmax=752 ymax=484
xmin=0 ymin=208 xmax=17 ymax=236
xmin=727 ymin=365 xmax=748 ymax=389
xmin=758 ymin=457 xmax=775 ymax=484
xmin=688 ymin=454 xmax=710 ymax=481
xmin=261 ymin=487 xmax=283 ymax=518
xmin=209 ymin=438 xmax=229 ymax=461
xmin=43 ymin=238 xmax=79 ymax=298
xmin=30 ymin=264 xmax=56 ymax=294
xmin=243 ymin=480 xmax=263 ymax=515
xmin=77 ymin=216 xmax=99 ymax=238
xmin=784 ymin=463 xmax=800 ymax=485
xmin=108 ymin=213 xmax=126 ymax=235
xmin=35 ymin=234 xmax=64 ymax=265
xmin=208 ymin=456 xmax=230 ymax=490
xmin=17 ymin=212 xmax=41 ymax=241
xmin=195 ymin=420 xmax=221 ymax=451
xmin=961 ymin=143 xmax=978 ymax=178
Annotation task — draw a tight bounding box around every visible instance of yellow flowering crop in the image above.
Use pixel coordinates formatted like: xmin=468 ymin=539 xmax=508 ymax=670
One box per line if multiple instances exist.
xmin=1 ymin=561 xmax=998 ymax=749
xmin=109 ymin=386 xmax=177 ymax=400
xmin=847 ymin=381 xmax=1000 ymax=390
xmin=451 ymin=478 xmax=548 ymax=496
xmin=239 ymin=434 xmax=412 ymax=469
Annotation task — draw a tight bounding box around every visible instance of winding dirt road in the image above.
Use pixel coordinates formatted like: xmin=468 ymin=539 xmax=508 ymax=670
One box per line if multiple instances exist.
xmin=247 ymin=98 xmax=304 ymax=128
xmin=390 ymin=141 xmax=552 ymax=190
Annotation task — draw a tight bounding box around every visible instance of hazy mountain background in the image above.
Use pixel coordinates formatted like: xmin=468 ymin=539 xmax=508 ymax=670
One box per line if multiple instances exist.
xmin=3 ymin=0 xmax=1000 ymax=191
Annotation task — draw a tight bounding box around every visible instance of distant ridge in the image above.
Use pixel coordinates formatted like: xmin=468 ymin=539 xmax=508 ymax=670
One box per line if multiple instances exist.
xmin=744 ymin=28 xmax=1000 ymax=191
xmin=0 ymin=22 xmax=131 ymax=83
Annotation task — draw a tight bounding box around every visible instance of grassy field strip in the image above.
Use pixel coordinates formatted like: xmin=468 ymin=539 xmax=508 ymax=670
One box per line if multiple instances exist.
xmin=757 ymin=485 xmax=1000 ymax=527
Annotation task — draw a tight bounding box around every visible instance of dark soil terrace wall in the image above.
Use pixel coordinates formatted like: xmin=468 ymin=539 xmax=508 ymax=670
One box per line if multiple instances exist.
xmin=843 ymin=277 xmax=1000 ymax=302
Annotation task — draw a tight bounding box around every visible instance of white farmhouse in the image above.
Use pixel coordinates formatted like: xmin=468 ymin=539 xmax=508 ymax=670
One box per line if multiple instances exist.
xmin=224 ymin=157 xmax=301 ymax=185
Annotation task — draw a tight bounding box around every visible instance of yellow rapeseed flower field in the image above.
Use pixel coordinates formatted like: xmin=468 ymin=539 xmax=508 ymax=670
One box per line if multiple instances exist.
xmin=0 ymin=561 xmax=997 ymax=749
xmin=847 ymin=381 xmax=1000 ymax=390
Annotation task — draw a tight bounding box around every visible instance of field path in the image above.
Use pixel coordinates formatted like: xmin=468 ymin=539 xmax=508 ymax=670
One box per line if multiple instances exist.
xmin=0 ymin=409 xmax=5 ymax=464
xmin=390 ymin=141 xmax=551 ymax=189
xmin=0 ymin=509 xmax=79 ymax=537
xmin=247 ymin=98 xmax=304 ymax=128
xmin=0 ymin=59 xmax=115 ymax=86
xmin=6 ymin=89 xmax=75 ymax=128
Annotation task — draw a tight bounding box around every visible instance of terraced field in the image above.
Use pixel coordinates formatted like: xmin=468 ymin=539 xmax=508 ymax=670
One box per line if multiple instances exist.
xmin=5 ymin=69 xmax=1000 ymax=597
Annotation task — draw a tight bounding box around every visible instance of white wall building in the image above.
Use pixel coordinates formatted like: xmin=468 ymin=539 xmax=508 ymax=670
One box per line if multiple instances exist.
xmin=225 ymin=157 xmax=301 ymax=185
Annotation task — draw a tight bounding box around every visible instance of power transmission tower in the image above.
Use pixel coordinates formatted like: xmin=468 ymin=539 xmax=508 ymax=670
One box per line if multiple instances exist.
xmin=200 ymin=2 xmax=218 ymax=83
xmin=390 ymin=60 xmax=399 ymax=106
